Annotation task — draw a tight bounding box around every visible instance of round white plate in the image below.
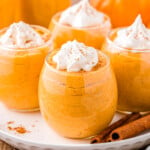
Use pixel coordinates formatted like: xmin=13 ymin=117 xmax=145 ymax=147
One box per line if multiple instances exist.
xmin=0 ymin=102 xmax=150 ymax=150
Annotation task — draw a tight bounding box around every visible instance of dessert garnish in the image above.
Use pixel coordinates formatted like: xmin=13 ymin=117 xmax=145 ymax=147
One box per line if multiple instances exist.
xmin=0 ymin=21 xmax=44 ymax=49
xmin=7 ymin=121 xmax=29 ymax=134
xmin=107 ymin=113 xmax=150 ymax=142
xmin=53 ymin=40 xmax=98 ymax=72
xmin=59 ymin=0 xmax=110 ymax=28
xmin=114 ymin=15 xmax=150 ymax=49
xmin=91 ymin=113 xmax=150 ymax=144
xmin=8 ymin=126 xmax=28 ymax=134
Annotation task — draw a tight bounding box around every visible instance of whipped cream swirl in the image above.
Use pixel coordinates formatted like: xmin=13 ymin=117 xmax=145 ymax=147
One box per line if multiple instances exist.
xmin=0 ymin=21 xmax=44 ymax=49
xmin=53 ymin=40 xmax=99 ymax=72
xmin=114 ymin=15 xmax=150 ymax=49
xmin=59 ymin=0 xmax=111 ymax=28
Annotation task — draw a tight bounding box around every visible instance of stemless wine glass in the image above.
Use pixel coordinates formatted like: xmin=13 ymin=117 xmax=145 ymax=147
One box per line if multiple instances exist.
xmin=49 ymin=12 xmax=111 ymax=50
xmin=0 ymin=25 xmax=51 ymax=112
xmin=102 ymin=29 xmax=150 ymax=112
xmin=39 ymin=50 xmax=117 ymax=139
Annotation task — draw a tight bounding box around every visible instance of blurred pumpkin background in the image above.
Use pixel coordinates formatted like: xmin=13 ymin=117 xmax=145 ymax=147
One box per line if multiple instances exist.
xmin=1 ymin=0 xmax=150 ymax=29
xmin=90 ymin=0 xmax=150 ymax=28
xmin=0 ymin=0 xmax=71 ymax=28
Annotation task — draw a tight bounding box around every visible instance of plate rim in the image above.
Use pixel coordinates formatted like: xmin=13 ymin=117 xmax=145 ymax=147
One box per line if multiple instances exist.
xmin=0 ymin=128 xmax=150 ymax=148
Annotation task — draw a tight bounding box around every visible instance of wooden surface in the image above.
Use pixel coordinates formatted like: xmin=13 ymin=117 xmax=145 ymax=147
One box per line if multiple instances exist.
xmin=0 ymin=140 xmax=16 ymax=150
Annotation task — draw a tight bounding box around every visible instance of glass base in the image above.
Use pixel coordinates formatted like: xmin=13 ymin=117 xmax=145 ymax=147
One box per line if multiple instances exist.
xmin=63 ymin=134 xmax=96 ymax=140
xmin=10 ymin=107 xmax=39 ymax=113
xmin=117 ymin=110 xmax=150 ymax=115
xmin=0 ymin=102 xmax=40 ymax=112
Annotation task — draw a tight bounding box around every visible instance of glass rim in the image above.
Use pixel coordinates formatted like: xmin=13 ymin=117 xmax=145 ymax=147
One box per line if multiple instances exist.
xmin=0 ymin=24 xmax=52 ymax=52
xmin=44 ymin=49 xmax=111 ymax=76
xmin=51 ymin=12 xmax=111 ymax=31
xmin=106 ymin=28 xmax=150 ymax=53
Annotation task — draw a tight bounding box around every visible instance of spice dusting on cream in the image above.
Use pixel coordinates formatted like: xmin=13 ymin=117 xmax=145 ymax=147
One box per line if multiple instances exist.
xmin=53 ymin=40 xmax=99 ymax=72
xmin=59 ymin=0 xmax=111 ymax=28
xmin=0 ymin=21 xmax=44 ymax=49
xmin=114 ymin=15 xmax=150 ymax=49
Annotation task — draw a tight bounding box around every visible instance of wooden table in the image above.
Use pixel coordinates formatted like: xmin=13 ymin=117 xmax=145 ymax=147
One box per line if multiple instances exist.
xmin=0 ymin=140 xmax=16 ymax=150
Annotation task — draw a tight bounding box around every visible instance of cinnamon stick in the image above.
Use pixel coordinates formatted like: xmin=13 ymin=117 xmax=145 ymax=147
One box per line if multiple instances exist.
xmin=125 ymin=113 xmax=142 ymax=124
xmin=91 ymin=112 xmax=141 ymax=144
xmin=107 ymin=114 xmax=150 ymax=142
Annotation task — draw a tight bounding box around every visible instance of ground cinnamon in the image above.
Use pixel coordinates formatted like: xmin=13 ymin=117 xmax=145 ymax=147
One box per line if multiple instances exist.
xmin=107 ymin=113 xmax=150 ymax=142
xmin=91 ymin=112 xmax=141 ymax=144
xmin=7 ymin=121 xmax=14 ymax=125
xmin=7 ymin=126 xmax=28 ymax=134
xmin=7 ymin=121 xmax=28 ymax=134
xmin=14 ymin=127 xmax=27 ymax=134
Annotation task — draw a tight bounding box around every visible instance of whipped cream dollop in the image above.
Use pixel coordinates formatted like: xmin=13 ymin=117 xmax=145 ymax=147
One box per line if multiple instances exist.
xmin=114 ymin=15 xmax=150 ymax=49
xmin=59 ymin=0 xmax=110 ymax=28
xmin=53 ymin=40 xmax=99 ymax=72
xmin=0 ymin=21 xmax=44 ymax=49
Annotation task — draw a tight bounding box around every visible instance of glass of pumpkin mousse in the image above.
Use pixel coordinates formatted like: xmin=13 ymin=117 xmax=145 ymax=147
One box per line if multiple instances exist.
xmin=39 ymin=40 xmax=117 ymax=139
xmin=0 ymin=21 xmax=51 ymax=111
xmin=49 ymin=0 xmax=111 ymax=50
xmin=102 ymin=15 xmax=150 ymax=112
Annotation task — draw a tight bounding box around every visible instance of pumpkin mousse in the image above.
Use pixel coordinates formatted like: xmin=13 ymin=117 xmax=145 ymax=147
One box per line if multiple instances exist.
xmin=49 ymin=0 xmax=111 ymax=50
xmin=102 ymin=15 xmax=150 ymax=112
xmin=39 ymin=41 xmax=117 ymax=138
xmin=0 ymin=21 xmax=51 ymax=111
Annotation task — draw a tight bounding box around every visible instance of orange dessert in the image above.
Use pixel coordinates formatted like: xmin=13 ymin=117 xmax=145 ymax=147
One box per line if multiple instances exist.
xmin=39 ymin=41 xmax=117 ymax=138
xmin=102 ymin=15 xmax=150 ymax=112
xmin=49 ymin=0 xmax=111 ymax=50
xmin=0 ymin=21 xmax=51 ymax=111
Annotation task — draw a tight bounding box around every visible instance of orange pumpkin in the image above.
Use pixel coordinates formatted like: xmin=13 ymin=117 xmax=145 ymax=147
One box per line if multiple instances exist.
xmin=0 ymin=0 xmax=70 ymax=28
xmin=91 ymin=0 xmax=150 ymax=27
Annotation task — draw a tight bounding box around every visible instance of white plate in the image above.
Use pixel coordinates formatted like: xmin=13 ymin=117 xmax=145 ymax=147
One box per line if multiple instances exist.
xmin=0 ymin=102 xmax=150 ymax=150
